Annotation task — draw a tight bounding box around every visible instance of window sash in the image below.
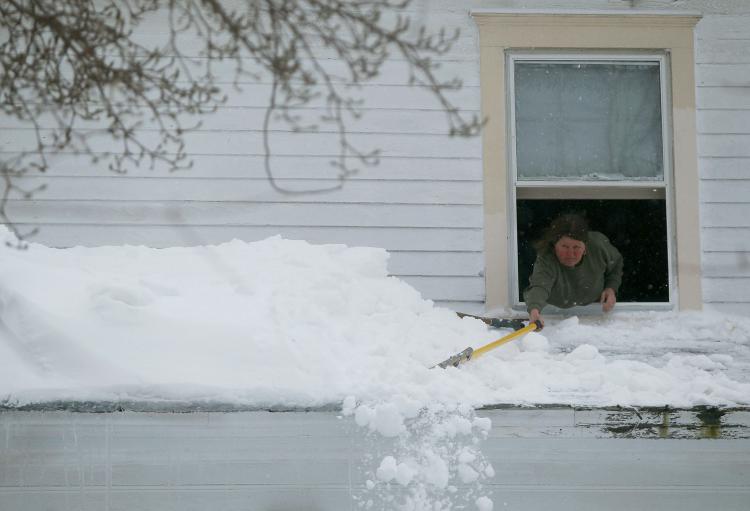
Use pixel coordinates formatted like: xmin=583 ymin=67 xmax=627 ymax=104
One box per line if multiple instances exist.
xmin=507 ymin=51 xmax=676 ymax=308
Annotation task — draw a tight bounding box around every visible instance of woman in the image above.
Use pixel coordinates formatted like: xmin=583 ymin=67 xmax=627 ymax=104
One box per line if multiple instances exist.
xmin=523 ymin=214 xmax=624 ymax=325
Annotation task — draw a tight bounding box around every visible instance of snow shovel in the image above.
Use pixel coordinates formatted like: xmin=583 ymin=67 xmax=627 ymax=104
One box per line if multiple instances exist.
xmin=455 ymin=312 xmax=527 ymax=331
xmin=433 ymin=320 xmax=543 ymax=369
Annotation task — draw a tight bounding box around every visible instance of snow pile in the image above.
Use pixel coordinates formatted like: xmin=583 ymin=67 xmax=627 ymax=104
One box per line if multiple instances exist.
xmin=1 ymin=227 xmax=749 ymax=408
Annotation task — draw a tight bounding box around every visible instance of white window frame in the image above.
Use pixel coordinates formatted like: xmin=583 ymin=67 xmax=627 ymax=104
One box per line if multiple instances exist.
xmin=507 ymin=51 xmax=677 ymax=310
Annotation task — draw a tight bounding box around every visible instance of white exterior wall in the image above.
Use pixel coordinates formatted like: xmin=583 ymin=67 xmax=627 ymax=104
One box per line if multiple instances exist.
xmin=2 ymin=0 xmax=749 ymax=314
xmin=695 ymin=15 xmax=750 ymax=316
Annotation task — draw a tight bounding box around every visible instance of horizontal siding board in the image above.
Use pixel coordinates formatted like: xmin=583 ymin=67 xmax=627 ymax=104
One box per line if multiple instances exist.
xmin=2 ymin=153 xmax=482 ymax=180
xmin=217 ymin=83 xmax=481 ymax=109
xmin=3 ymin=58 xmax=480 ymax=93
xmin=696 ymin=39 xmax=750 ymax=64
xmin=0 ymin=130 xmax=481 ymax=159
xmin=702 ymin=227 xmax=750 ymax=251
xmin=700 ymin=180 xmax=750 ymax=202
xmin=5 ymin=201 xmax=483 ymax=228
xmin=175 ymin=58 xmax=481 ymax=87
xmin=699 ymin=158 xmax=750 ymax=179
xmin=128 ymin=2 xmax=480 ymax=35
xmin=23 ymin=225 xmax=483 ymax=252
xmin=128 ymin=28 xmax=480 ymax=57
xmin=702 ymin=252 xmax=750 ymax=277
xmin=702 ymin=277 xmax=750 ymax=302
xmin=697 ymin=111 xmax=750 ymax=134
xmin=0 ymin=107 xmax=481 ymax=135
xmin=701 ymin=203 xmax=750 ymax=227
xmin=14 ymin=177 xmax=482 ymax=204
xmin=399 ymin=275 xmax=485 ymax=302
xmin=696 ymin=64 xmax=750 ymax=87
xmin=5 ymin=83 xmax=480 ymax=111
xmin=696 ymin=87 xmax=750 ymax=109
xmin=699 ymin=135 xmax=750 ymax=158
xmin=704 ymin=302 xmax=750 ymax=316
xmin=386 ymin=251 xmax=483 ymax=277
xmin=696 ymin=15 xmax=750 ymax=39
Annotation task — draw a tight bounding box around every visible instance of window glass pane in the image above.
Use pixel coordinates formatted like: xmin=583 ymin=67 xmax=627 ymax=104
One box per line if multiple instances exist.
xmin=514 ymin=61 xmax=663 ymax=181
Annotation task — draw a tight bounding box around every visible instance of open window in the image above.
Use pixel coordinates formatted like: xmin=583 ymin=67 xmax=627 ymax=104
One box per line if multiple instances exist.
xmin=509 ymin=54 xmax=674 ymax=308
xmin=471 ymin=11 xmax=702 ymax=311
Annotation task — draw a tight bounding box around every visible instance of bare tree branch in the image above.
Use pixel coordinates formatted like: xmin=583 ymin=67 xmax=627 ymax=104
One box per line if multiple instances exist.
xmin=0 ymin=0 xmax=483 ymax=242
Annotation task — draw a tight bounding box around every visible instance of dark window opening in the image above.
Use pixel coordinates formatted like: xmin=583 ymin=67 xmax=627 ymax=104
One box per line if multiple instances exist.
xmin=517 ymin=199 xmax=669 ymax=303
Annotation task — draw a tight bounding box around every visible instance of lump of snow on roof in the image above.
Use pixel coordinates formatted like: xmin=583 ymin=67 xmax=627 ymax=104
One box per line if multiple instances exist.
xmin=0 ymin=226 xmax=748 ymax=409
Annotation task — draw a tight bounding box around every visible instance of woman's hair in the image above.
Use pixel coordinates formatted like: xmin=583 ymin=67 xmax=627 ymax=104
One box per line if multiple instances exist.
xmin=534 ymin=213 xmax=589 ymax=253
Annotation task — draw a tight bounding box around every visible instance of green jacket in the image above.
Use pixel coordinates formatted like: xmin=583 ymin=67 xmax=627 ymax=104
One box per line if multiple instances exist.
xmin=523 ymin=231 xmax=623 ymax=312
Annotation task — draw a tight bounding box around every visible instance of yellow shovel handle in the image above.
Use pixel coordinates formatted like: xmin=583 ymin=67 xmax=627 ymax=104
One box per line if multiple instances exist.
xmin=471 ymin=321 xmax=542 ymax=360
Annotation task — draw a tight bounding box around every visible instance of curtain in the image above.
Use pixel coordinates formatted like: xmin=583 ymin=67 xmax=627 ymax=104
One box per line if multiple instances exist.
xmin=514 ymin=61 xmax=663 ymax=181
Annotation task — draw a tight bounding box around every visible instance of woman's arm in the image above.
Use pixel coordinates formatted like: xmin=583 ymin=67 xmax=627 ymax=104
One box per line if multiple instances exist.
xmin=523 ymin=254 xmax=556 ymax=320
xmin=602 ymin=236 xmax=624 ymax=293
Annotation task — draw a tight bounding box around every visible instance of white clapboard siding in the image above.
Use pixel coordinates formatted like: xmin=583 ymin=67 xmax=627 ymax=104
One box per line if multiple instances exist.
xmin=704 ymin=302 xmax=750 ymax=316
xmin=1 ymin=130 xmax=481 ymax=158
xmin=700 ymin=181 xmax=750 ymax=203
xmin=696 ymin=13 xmax=750 ymax=312
xmin=702 ymin=228 xmax=750 ymax=252
xmin=226 ymin=83 xmax=480 ymax=109
xmin=698 ymin=111 xmax=750 ymax=134
xmin=128 ymin=1 xmax=480 ymax=37
xmin=696 ymin=87 xmax=750 ymax=109
xmin=16 ymin=177 xmax=482 ymax=203
xmin=20 ymin=224 xmax=482 ymax=252
xmin=0 ymin=107 xmax=481 ymax=135
xmin=128 ymin=31 xmax=481 ymax=58
xmin=696 ymin=13 xmax=750 ymax=38
xmin=386 ymin=251 xmax=483 ymax=277
xmin=696 ymin=65 xmax=750 ymax=87
xmin=142 ymin=58 xmax=483 ymax=87
xmin=6 ymin=201 xmax=482 ymax=228
xmin=2 ymin=153 xmax=483 ymax=180
xmin=701 ymin=203 xmax=750 ymax=227
xmin=698 ymin=158 xmax=750 ymax=180
xmin=400 ymin=276 xmax=485 ymax=301
xmin=699 ymin=135 xmax=750 ymax=158
xmin=703 ymin=278 xmax=750 ymax=303
xmin=696 ymin=39 xmax=750 ymax=64
xmin=7 ymin=82 xmax=479 ymax=111
xmin=702 ymin=252 xmax=750 ymax=278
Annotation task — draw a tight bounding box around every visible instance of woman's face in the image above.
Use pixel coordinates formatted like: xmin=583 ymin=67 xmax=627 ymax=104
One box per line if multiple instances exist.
xmin=554 ymin=236 xmax=586 ymax=267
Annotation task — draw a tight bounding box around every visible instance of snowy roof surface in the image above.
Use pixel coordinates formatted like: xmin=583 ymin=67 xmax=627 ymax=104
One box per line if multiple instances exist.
xmin=1 ymin=228 xmax=748 ymax=410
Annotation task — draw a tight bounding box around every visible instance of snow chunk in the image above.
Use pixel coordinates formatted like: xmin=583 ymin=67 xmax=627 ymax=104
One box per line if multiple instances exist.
xmin=520 ymin=332 xmax=550 ymax=352
xmin=395 ymin=461 xmax=417 ymax=486
xmin=473 ymin=417 xmax=492 ymax=432
xmin=567 ymin=344 xmax=601 ymax=361
xmin=342 ymin=395 xmax=357 ymax=416
xmin=422 ymin=451 xmax=450 ymax=489
xmin=484 ymin=463 xmax=496 ymax=478
xmin=476 ymin=496 xmax=494 ymax=511
xmin=458 ymin=463 xmax=479 ymax=483
xmin=376 ymin=456 xmax=397 ymax=482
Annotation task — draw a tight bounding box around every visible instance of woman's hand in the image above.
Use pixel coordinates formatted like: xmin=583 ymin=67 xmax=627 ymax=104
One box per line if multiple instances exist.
xmin=529 ymin=308 xmax=544 ymax=327
xmin=600 ymin=288 xmax=616 ymax=312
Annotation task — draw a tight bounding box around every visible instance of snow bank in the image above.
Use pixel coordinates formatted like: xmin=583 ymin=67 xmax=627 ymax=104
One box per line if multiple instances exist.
xmin=1 ymin=227 xmax=749 ymax=409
